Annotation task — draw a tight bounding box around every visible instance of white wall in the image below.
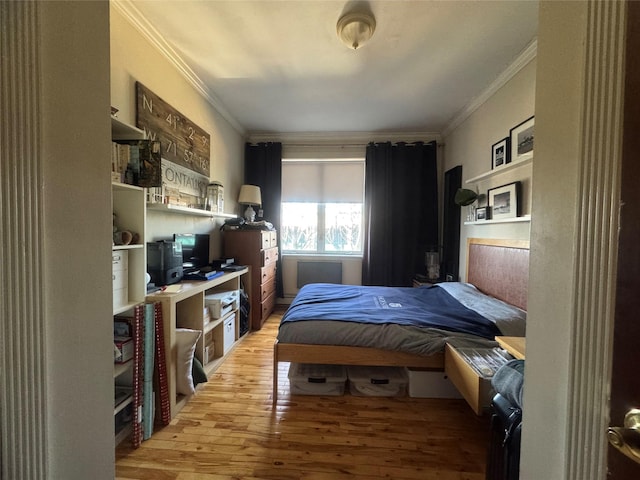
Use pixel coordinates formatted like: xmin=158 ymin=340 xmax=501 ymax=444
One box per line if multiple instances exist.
xmin=281 ymin=255 xmax=362 ymax=300
xmin=110 ymin=6 xmax=246 ymax=259
xmin=521 ymin=1 xmax=588 ymax=478
xmin=39 ymin=1 xmax=115 ymax=477
xmin=443 ymin=60 xmax=536 ymax=279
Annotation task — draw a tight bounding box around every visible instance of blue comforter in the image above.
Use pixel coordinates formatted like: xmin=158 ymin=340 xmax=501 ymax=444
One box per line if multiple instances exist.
xmin=281 ymin=283 xmax=501 ymax=339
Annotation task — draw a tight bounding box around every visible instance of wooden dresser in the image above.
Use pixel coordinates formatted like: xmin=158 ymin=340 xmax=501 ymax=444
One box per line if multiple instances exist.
xmin=223 ymin=229 xmax=278 ymax=330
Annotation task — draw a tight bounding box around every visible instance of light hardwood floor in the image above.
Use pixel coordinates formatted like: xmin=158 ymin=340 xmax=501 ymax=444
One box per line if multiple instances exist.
xmin=116 ymin=308 xmax=490 ymax=479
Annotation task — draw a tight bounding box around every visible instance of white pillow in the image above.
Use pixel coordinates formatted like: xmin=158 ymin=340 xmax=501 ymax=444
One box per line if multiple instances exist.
xmin=175 ymin=328 xmax=201 ymax=395
xmin=435 ymin=282 xmax=527 ymax=337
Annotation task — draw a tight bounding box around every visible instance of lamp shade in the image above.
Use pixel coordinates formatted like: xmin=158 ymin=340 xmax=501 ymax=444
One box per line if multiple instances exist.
xmin=454 ymin=188 xmax=478 ymax=206
xmin=238 ymin=184 xmax=261 ymax=206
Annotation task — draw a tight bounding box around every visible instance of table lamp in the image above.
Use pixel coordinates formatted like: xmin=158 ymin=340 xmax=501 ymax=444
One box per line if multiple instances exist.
xmin=238 ymin=184 xmax=261 ymax=222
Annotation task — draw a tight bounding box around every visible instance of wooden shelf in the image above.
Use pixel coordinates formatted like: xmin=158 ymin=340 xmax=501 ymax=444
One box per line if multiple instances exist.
xmin=111 ymin=116 xmax=144 ymax=140
xmin=146 ymin=269 xmax=249 ymax=419
xmin=464 ymin=215 xmax=531 ymax=226
xmin=465 ymin=157 xmax=532 ymax=184
xmin=112 ymin=244 xmax=144 ymax=251
xmin=113 ymin=301 xmax=142 ymax=316
xmin=113 ymin=361 xmax=132 ymax=378
xmin=112 ymin=181 xmax=144 ymax=192
xmin=115 ymin=423 xmax=133 ymax=447
xmin=146 ymin=203 xmax=237 ymax=218
xmin=495 ymin=336 xmax=526 ymax=360
xmin=114 ymin=393 xmax=133 ymax=416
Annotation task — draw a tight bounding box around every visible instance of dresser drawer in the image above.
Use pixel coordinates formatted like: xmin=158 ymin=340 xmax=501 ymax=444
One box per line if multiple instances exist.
xmin=262 ymin=247 xmax=278 ymax=266
xmin=267 ymin=230 xmax=278 ymax=248
xmin=259 ymin=230 xmax=278 ymax=249
xmin=444 ymin=344 xmax=492 ymax=415
xmin=260 ymin=262 xmax=277 ymax=285
xmin=260 ymin=275 xmax=276 ymax=301
xmin=260 ymin=291 xmax=276 ymax=321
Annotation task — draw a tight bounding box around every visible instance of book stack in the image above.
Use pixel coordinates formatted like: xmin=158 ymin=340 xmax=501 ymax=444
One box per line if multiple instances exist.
xmin=111 ymin=140 xmax=162 ymax=188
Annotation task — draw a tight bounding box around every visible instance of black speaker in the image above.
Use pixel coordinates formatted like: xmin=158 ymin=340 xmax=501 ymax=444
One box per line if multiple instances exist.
xmin=147 ymin=240 xmax=183 ymax=286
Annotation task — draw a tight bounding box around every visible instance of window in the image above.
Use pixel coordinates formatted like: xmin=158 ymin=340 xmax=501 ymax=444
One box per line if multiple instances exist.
xmin=281 ymin=159 xmax=364 ymax=254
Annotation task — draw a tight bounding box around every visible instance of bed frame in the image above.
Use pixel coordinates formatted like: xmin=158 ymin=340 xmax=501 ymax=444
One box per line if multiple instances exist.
xmin=272 ymin=238 xmax=530 ymax=404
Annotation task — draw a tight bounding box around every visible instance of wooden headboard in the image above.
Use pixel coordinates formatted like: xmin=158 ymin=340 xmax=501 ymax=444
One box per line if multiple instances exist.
xmin=466 ymin=238 xmax=530 ymax=311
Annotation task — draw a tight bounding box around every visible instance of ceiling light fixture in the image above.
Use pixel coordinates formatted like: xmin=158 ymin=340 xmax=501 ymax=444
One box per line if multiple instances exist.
xmin=336 ymin=12 xmax=376 ymax=50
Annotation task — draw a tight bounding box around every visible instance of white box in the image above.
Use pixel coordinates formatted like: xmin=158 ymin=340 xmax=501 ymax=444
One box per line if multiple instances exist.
xmin=112 ymin=251 xmax=128 ymax=309
xmin=113 ymin=288 xmax=128 ymax=309
xmin=114 ymin=336 xmax=133 ymax=363
xmin=288 ymin=363 xmax=347 ymax=396
xmin=112 ymin=251 xmax=128 ymax=271
xmin=205 ymin=290 xmax=239 ymax=319
xmin=347 ymin=366 xmax=408 ymax=397
xmin=222 ymin=315 xmax=235 ymax=354
xmin=406 ymin=368 xmax=463 ymax=399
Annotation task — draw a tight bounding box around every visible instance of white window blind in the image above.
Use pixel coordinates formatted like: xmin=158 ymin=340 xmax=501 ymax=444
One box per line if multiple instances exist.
xmin=282 ymin=160 xmax=364 ymax=203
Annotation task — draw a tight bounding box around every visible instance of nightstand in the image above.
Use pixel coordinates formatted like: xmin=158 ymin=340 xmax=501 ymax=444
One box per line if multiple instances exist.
xmin=412 ymin=274 xmax=442 ymax=287
xmin=495 ymin=336 xmax=526 ymax=359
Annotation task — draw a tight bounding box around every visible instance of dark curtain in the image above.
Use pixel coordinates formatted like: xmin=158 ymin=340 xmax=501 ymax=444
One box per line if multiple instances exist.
xmin=362 ymin=141 xmax=438 ymax=286
xmin=442 ymin=166 xmax=462 ymax=281
xmin=244 ymin=142 xmax=283 ymax=297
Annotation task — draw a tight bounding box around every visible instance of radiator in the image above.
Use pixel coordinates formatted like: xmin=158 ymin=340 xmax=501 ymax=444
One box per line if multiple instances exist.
xmin=297 ymin=261 xmax=343 ymax=288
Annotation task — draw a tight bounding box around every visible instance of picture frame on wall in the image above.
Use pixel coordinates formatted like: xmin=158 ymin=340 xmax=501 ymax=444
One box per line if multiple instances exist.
xmin=491 ymin=137 xmax=510 ymax=170
xmin=509 ymin=116 xmax=535 ymax=163
xmin=488 ymin=181 xmax=521 ymax=220
xmin=475 ymin=206 xmax=491 ymax=221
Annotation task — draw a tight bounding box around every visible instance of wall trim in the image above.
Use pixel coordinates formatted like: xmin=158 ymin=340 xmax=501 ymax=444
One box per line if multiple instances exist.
xmin=442 ymin=39 xmax=538 ymax=137
xmin=567 ymin=1 xmax=625 ymax=478
xmin=112 ymin=0 xmax=246 ymax=135
xmin=1 ymin=1 xmax=47 ymax=477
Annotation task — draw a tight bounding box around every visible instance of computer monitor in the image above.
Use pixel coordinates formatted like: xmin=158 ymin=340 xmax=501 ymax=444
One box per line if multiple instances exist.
xmin=173 ymin=233 xmax=210 ymax=270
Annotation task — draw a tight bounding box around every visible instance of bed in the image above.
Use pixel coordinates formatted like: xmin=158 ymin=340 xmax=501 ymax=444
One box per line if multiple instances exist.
xmin=273 ymin=238 xmax=529 ymax=403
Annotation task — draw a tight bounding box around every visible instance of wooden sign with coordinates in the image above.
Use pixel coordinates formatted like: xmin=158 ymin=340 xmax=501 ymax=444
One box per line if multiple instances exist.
xmin=135 ymin=82 xmax=210 ymax=177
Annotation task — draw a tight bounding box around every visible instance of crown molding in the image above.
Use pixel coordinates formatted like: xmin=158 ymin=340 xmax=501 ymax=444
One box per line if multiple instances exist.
xmin=112 ymin=0 xmax=245 ymax=135
xmin=441 ymin=39 xmax=538 ymax=138
xmin=248 ymin=131 xmax=441 ymax=146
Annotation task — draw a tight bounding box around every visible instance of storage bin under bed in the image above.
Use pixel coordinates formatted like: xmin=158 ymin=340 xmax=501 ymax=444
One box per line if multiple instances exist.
xmin=288 ymin=363 xmax=347 ymax=396
xmin=347 ymin=366 xmax=408 ymax=397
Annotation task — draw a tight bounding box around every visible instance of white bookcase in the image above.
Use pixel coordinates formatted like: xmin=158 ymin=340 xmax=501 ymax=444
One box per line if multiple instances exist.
xmin=111 ymin=117 xmax=147 ymax=446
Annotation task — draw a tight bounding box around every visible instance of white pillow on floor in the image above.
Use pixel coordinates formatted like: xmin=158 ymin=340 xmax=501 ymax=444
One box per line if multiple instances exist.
xmin=175 ymin=328 xmax=201 ymax=395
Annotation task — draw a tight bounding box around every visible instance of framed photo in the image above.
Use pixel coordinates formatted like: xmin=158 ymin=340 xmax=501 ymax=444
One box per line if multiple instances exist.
xmin=475 ymin=206 xmax=491 ymax=221
xmin=510 ymin=116 xmax=534 ymax=163
xmin=488 ymin=182 xmax=521 ymax=220
xmin=491 ymin=137 xmax=510 ymax=170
